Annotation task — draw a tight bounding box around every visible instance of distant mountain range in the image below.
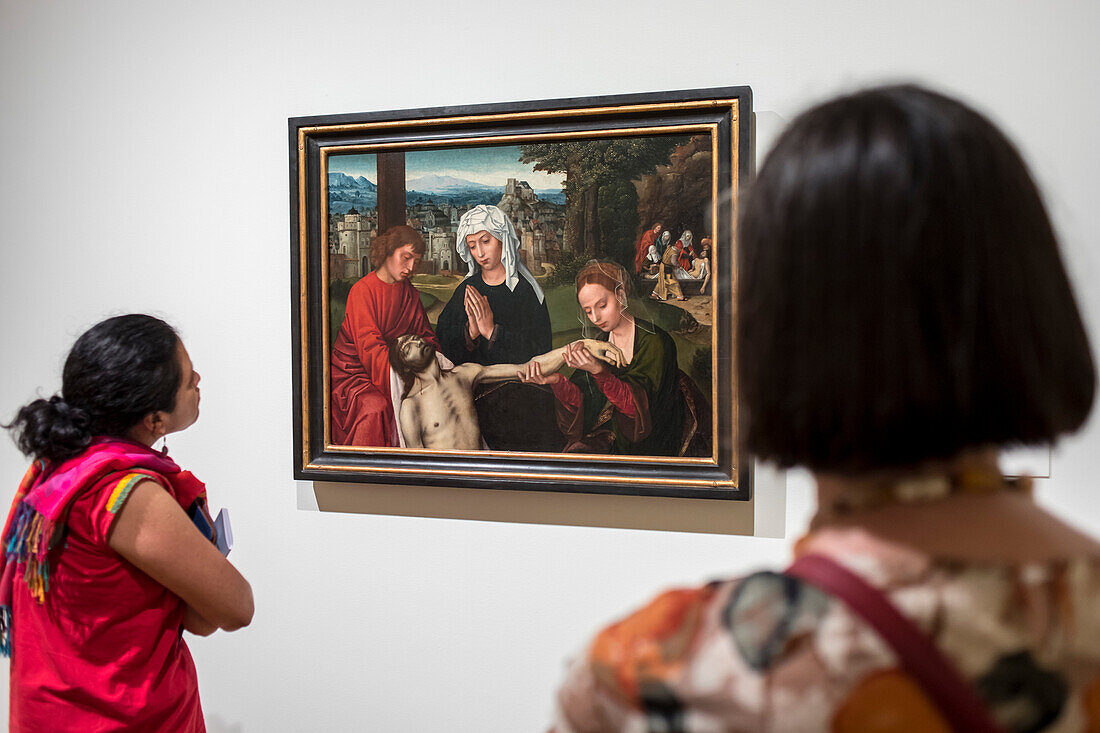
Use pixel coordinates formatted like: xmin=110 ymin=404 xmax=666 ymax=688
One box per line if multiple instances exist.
xmin=406 ymin=174 xmax=498 ymax=193
xmin=327 ymin=172 xmax=564 ymax=214
xmin=328 ymin=172 xmax=377 ymax=191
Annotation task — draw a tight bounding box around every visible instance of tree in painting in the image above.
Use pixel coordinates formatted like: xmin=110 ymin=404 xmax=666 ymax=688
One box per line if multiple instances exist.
xmin=634 ymin=135 xmax=715 ymax=251
xmin=518 ymin=137 xmax=681 ymax=260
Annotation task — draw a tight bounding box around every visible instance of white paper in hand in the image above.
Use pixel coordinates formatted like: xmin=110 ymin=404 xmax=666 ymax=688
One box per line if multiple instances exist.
xmin=213 ymin=509 xmax=233 ymax=556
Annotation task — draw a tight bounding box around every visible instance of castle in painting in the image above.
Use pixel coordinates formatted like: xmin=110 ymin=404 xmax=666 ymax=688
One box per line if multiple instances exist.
xmin=328 ymin=178 xmax=565 ymax=280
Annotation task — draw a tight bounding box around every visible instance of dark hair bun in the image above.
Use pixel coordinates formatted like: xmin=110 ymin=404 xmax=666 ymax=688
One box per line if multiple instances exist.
xmin=9 ymin=395 xmax=93 ymax=464
xmin=5 ymin=314 xmax=181 ymax=464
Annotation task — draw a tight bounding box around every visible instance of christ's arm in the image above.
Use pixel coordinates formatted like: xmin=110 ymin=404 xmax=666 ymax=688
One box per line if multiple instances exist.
xmin=399 ymin=400 xmax=424 ymax=448
xmin=470 ymin=340 xmax=625 ymax=386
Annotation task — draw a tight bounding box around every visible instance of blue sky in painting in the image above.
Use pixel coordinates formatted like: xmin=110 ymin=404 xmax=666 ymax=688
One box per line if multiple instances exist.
xmin=327 ymin=145 xmax=565 ymax=189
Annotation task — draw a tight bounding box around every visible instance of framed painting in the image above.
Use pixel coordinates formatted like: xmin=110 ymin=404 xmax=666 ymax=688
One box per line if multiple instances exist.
xmin=290 ymin=86 xmax=753 ymax=498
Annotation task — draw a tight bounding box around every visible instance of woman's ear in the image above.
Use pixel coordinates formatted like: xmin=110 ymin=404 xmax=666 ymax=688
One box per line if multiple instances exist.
xmin=142 ymin=411 xmax=165 ymax=437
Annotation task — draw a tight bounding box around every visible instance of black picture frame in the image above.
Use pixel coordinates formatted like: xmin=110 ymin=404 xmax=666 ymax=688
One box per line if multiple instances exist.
xmin=290 ymin=86 xmax=753 ymax=499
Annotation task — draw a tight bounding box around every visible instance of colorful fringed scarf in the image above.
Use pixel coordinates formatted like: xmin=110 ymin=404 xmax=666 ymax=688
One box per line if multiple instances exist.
xmin=0 ymin=437 xmax=206 ymax=656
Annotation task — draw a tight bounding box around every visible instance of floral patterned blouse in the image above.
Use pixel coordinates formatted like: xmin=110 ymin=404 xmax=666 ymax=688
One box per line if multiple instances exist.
xmin=552 ymin=527 xmax=1100 ymax=732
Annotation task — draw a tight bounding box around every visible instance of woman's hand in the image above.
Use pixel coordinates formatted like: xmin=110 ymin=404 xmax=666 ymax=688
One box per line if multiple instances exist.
xmin=464 ymin=287 xmax=496 ymax=340
xmin=564 ymin=341 xmax=606 ymax=375
xmin=464 ymin=287 xmax=480 ymax=340
xmin=466 ymin=308 xmax=480 ymax=342
xmin=517 ymin=359 xmax=562 ymax=385
xmin=582 ymin=340 xmax=625 ymax=368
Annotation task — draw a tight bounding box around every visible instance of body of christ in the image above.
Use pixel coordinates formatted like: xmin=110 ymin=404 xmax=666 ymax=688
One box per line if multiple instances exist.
xmin=389 ymin=334 xmax=624 ymax=451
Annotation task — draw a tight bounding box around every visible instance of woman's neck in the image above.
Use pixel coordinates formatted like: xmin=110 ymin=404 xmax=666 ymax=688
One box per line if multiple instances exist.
xmin=609 ymin=314 xmax=635 ymax=342
xmin=813 ymin=448 xmax=1003 ymax=518
xmin=481 ymin=265 xmax=506 ymax=286
xmin=124 ymin=424 xmax=158 ymax=448
xmin=806 ymin=447 xmax=1100 ymax=563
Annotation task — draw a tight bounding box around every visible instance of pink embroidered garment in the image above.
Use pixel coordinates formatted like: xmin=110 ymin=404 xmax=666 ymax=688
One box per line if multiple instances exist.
xmin=3 ymin=439 xmax=207 ymax=732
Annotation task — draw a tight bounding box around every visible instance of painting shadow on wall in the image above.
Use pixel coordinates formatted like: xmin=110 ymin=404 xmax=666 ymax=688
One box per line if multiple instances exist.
xmin=300 ymin=480 xmax=757 ymax=536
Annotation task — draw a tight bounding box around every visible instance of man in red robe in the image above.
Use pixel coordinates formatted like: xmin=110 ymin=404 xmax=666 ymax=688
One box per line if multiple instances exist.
xmin=633 ymin=221 xmax=663 ymax=274
xmin=330 ymin=225 xmax=440 ymax=447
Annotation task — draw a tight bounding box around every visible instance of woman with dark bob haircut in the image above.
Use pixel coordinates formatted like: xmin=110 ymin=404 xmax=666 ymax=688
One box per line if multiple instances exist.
xmin=3 ymin=314 xmax=253 ymax=731
xmin=551 ymin=86 xmax=1100 ymax=732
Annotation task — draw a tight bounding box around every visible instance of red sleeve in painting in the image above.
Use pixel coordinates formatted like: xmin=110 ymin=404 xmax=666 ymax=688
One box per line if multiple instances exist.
xmin=593 ymin=370 xmax=638 ymax=418
xmin=675 ymin=241 xmax=692 ymax=271
xmin=330 ymin=273 xmax=439 ymax=447
xmin=550 ymin=377 xmax=582 ymax=411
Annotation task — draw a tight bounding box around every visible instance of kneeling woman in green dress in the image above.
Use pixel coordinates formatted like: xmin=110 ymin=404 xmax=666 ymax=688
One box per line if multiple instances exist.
xmin=521 ymin=260 xmax=704 ymax=456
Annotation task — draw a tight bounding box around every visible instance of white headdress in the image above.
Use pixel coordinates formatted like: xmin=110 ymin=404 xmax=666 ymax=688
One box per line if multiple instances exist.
xmin=455 ymin=204 xmax=545 ymax=303
xmin=680 ymin=230 xmax=693 ymax=249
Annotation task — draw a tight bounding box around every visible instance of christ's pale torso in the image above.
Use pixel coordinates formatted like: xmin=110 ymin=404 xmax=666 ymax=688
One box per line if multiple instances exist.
xmin=395 ymin=337 xmax=622 ymax=451
xmin=399 ymin=364 xmax=484 ymax=450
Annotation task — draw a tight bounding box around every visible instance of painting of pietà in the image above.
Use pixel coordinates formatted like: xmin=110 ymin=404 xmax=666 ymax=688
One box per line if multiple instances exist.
xmin=325 ymin=136 xmax=716 ymax=459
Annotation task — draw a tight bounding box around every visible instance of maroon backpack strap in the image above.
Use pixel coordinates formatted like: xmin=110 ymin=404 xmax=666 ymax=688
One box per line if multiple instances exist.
xmin=786 ymin=553 xmax=1003 ymax=733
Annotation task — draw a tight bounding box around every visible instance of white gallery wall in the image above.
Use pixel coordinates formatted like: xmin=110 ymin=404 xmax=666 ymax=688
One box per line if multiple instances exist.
xmin=1 ymin=1 xmax=1099 ymax=730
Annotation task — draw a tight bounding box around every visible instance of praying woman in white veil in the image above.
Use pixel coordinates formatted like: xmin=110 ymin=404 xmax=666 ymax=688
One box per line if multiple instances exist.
xmin=436 ymin=205 xmax=559 ymax=451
